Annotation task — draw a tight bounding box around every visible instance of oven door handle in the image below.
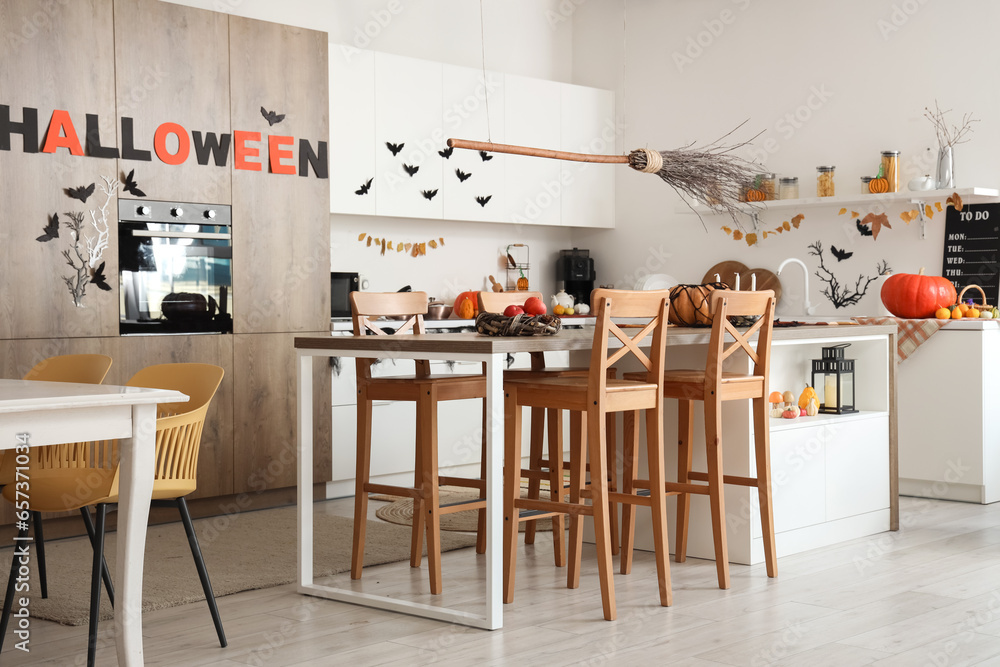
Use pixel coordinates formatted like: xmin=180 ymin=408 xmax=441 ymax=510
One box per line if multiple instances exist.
xmin=130 ymin=230 xmax=232 ymax=240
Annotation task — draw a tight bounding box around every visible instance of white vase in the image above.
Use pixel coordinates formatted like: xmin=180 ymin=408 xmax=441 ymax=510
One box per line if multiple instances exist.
xmin=936 ymin=146 xmax=954 ymax=189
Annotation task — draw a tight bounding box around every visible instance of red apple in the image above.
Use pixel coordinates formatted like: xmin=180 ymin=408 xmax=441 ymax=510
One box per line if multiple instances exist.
xmin=523 ymin=296 xmax=546 ymax=315
xmin=503 ymin=305 xmax=524 ymax=317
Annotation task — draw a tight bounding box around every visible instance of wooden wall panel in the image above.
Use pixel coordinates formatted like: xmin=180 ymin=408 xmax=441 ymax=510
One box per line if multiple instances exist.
xmin=229 ymin=17 xmax=330 ymax=334
xmin=115 ymin=334 xmax=235 ymax=499
xmin=113 ymin=0 xmax=231 ymax=204
xmin=0 ymin=0 xmax=119 ymax=339
xmin=232 ymin=332 xmax=331 ymax=492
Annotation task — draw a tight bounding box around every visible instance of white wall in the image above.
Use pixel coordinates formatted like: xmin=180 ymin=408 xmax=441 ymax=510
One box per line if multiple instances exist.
xmin=571 ymin=0 xmax=1000 ymax=317
xmin=165 ymin=0 xmax=579 ymax=304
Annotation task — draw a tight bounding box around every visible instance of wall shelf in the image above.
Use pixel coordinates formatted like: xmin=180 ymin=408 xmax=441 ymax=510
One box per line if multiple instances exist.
xmin=677 ymin=186 xmax=1000 ymax=216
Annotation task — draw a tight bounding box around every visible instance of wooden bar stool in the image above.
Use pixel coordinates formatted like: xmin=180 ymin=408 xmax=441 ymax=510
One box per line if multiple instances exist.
xmin=621 ymin=289 xmax=777 ymax=589
xmin=477 ymin=291 xmax=619 ymax=563
xmin=350 ymin=291 xmax=487 ymax=595
xmin=503 ymin=289 xmax=672 ymax=620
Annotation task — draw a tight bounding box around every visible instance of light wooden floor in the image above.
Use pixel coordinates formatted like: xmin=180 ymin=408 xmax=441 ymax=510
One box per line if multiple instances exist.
xmin=6 ymin=496 xmax=1000 ymax=666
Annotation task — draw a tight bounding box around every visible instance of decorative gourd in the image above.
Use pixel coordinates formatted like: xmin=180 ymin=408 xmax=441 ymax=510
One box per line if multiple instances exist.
xmin=746 ymin=187 xmax=767 ymax=202
xmin=516 ymin=270 xmax=529 ymax=291
xmin=782 ymin=390 xmax=795 ymax=407
xmin=668 ymin=282 xmax=728 ymax=326
xmin=805 ymin=397 xmax=820 ymax=417
xmin=798 ymin=386 xmax=817 ymax=409
xmin=782 ymin=406 xmax=799 ymax=419
xmin=453 ymin=290 xmax=479 ymax=320
xmin=880 ymin=268 xmax=958 ymax=319
xmin=868 ymin=177 xmax=889 ymax=194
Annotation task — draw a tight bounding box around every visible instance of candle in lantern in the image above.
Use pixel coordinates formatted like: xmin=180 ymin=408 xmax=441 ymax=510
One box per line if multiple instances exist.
xmin=824 ymin=375 xmax=839 ymax=409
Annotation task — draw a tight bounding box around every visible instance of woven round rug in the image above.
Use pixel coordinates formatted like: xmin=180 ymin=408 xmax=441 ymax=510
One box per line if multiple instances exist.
xmin=376 ymin=487 xmax=554 ymax=532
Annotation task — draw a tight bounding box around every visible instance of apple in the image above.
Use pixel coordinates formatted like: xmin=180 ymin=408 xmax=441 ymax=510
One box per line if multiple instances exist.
xmin=523 ymin=296 xmax=547 ymax=316
xmin=503 ymin=305 xmax=524 ymax=317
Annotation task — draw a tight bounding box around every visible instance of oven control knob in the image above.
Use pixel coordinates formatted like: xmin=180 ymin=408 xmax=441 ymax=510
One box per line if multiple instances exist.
xmin=136 ymin=205 xmax=150 ymax=216
xmin=171 ymin=207 xmax=184 ymax=218
xmin=204 ymin=209 xmax=217 ymax=220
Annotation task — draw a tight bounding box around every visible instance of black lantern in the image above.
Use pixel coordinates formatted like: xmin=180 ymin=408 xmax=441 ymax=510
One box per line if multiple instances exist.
xmin=811 ymin=344 xmax=857 ymax=414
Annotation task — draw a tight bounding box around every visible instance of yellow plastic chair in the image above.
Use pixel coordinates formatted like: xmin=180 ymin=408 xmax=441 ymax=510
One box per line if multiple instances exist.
xmin=0 ymin=354 xmax=112 ymax=601
xmin=0 ymin=363 xmax=226 ymax=666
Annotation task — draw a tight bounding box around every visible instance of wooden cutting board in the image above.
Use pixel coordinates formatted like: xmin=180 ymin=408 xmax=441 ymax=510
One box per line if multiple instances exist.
xmin=701 ymin=260 xmax=749 ymax=289
xmin=738 ymin=268 xmax=783 ymax=305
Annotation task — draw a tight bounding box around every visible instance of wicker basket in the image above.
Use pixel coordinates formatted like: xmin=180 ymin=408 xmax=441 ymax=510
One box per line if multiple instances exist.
xmin=957 ymin=284 xmax=991 ymax=312
xmin=475 ymin=312 xmax=561 ymax=337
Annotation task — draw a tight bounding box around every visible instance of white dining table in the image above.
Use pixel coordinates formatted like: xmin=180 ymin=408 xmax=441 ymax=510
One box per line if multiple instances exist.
xmin=0 ymin=379 xmax=186 ymax=666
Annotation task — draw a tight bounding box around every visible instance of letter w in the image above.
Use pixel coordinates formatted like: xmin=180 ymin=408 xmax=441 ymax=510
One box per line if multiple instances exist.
xmin=193 ymin=131 xmax=231 ymax=167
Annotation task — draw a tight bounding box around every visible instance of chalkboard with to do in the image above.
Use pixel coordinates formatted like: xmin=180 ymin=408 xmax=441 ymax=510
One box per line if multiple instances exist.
xmin=942 ymin=202 xmax=1000 ymax=306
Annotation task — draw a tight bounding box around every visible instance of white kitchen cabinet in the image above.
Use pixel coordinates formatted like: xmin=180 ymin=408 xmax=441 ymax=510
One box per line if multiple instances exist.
xmin=503 ymin=73 xmax=562 ymax=227
xmin=441 ymin=64 xmax=505 ymax=223
xmin=559 ymin=83 xmax=616 ymax=229
xmin=898 ymin=321 xmax=1000 ymax=503
xmin=374 ymin=52 xmax=444 ymax=220
xmin=329 ymin=47 xmax=376 ymax=215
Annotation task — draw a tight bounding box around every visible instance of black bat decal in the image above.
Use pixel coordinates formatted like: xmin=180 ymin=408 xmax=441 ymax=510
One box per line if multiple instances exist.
xmin=475 ymin=195 xmax=492 ymax=207
xmin=90 ymin=261 xmax=112 ymax=291
xmin=438 ymin=146 xmax=454 ymax=158
xmin=403 ymin=163 xmax=419 ymax=177
xmin=455 ymin=168 xmax=472 ymax=182
xmin=36 ymin=213 xmax=60 ymax=242
xmin=421 ymin=189 xmax=438 ymax=200
xmin=386 ymin=141 xmax=404 ymax=156
xmin=831 ymin=245 xmax=853 ymax=261
xmin=122 ymin=169 xmax=146 ymax=197
xmin=355 ymin=177 xmax=373 ymax=195
xmin=856 ymin=219 xmax=873 ymax=237
xmin=479 ymin=150 xmax=493 ymax=161
xmin=260 ymin=106 xmax=285 ymax=126
xmin=66 ymin=183 xmax=95 ymax=203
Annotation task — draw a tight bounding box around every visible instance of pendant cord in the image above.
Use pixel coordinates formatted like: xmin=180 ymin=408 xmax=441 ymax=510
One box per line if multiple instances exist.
xmin=479 ymin=0 xmax=492 ymax=144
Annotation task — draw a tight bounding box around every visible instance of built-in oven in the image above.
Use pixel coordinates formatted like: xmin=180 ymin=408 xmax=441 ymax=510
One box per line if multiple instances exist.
xmin=118 ymin=199 xmax=233 ymax=335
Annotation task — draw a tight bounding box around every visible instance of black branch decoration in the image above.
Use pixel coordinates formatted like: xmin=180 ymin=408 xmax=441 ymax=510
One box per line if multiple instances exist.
xmin=809 ymin=241 xmax=891 ymax=309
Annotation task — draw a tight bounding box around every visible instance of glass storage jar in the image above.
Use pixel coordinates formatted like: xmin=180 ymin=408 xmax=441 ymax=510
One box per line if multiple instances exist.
xmin=816 ymin=166 xmax=835 ymax=196
xmin=757 ymin=172 xmax=776 ymax=200
xmin=881 ymin=150 xmax=899 ymax=193
xmin=779 ymin=177 xmax=799 ymax=200
xmin=860 ymin=176 xmax=873 ymax=194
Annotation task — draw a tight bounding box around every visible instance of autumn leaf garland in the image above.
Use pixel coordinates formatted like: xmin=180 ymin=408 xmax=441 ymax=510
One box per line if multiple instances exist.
xmin=356 ymin=233 xmax=445 ymax=257
xmin=721 ymin=213 xmax=805 ymax=246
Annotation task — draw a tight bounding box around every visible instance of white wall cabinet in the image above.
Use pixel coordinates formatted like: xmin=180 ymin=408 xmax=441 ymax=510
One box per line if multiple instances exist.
xmin=330 ymin=45 xmax=614 ymax=228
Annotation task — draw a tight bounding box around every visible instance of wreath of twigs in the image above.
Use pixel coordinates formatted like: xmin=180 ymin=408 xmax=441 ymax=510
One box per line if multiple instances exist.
xmin=475 ymin=312 xmax=562 ymax=337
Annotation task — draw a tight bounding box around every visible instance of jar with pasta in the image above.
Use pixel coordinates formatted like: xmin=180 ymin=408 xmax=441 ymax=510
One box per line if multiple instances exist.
xmin=779 ymin=177 xmax=799 ymax=200
xmin=816 ymin=166 xmax=835 ymax=197
xmin=880 ymin=151 xmax=899 ymax=193
xmin=757 ymin=172 xmax=776 ymax=200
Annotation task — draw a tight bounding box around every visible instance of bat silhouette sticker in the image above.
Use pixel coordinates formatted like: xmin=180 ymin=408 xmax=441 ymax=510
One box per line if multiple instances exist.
xmin=455 ymin=168 xmax=471 ymax=182
xmin=36 ymin=213 xmax=59 ymax=242
xmin=403 ymin=164 xmax=419 ymax=177
xmin=831 ymin=245 xmax=853 ymax=261
xmin=438 ymin=146 xmax=454 ymax=158
xmin=355 ymin=177 xmax=373 ymax=195
xmin=260 ymin=107 xmax=285 ymax=126
xmin=475 ymin=195 xmax=492 ymax=207
xmin=856 ymin=219 xmax=873 ymax=237
xmin=421 ymin=189 xmax=438 ymax=200
xmin=386 ymin=141 xmax=404 ymax=156
xmin=479 ymin=150 xmax=493 ymax=161
xmin=66 ymin=183 xmax=95 ymax=203
xmin=122 ymin=169 xmax=146 ymax=197
xmin=90 ymin=261 xmax=112 ymax=291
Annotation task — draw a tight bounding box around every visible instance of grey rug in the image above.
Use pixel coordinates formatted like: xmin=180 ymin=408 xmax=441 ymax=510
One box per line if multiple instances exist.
xmin=0 ymin=506 xmax=477 ymax=626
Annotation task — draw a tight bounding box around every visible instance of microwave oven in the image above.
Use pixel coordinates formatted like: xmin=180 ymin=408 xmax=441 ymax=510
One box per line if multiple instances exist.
xmin=331 ymin=272 xmax=360 ymax=318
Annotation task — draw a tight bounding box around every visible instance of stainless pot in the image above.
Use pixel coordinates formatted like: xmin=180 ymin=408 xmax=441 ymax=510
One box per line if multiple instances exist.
xmin=426 ymin=302 xmax=453 ymax=320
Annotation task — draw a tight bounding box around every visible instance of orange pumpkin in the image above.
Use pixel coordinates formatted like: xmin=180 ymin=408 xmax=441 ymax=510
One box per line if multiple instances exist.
xmin=880 ymin=268 xmax=957 ymax=319
xmin=746 ymin=188 xmax=767 ymax=202
xmin=668 ymin=282 xmax=727 ymax=326
xmin=453 ymin=290 xmax=479 ymax=320
xmin=868 ymin=177 xmax=889 ymax=194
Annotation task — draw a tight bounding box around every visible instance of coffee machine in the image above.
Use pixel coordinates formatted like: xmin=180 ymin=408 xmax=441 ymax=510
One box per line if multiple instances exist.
xmin=557 ymin=248 xmax=596 ymax=307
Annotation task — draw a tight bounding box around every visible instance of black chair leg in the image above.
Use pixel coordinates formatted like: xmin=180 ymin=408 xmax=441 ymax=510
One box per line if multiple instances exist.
xmin=87 ymin=503 xmax=108 ymax=667
xmin=0 ymin=521 xmax=30 ymax=653
xmin=176 ymin=497 xmax=227 ymax=647
xmin=31 ymin=511 xmax=47 ymax=599
xmin=79 ymin=507 xmax=115 ymax=607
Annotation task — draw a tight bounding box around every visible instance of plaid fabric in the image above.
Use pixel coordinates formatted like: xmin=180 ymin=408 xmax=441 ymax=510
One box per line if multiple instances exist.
xmin=852 ymin=317 xmax=947 ymax=362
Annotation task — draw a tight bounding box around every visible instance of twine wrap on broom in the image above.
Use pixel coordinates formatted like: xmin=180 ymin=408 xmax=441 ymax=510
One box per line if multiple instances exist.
xmin=475 ymin=312 xmax=562 ymax=337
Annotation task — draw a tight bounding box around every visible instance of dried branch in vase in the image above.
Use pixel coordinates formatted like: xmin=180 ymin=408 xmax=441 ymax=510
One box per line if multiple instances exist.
xmin=924 ymin=100 xmax=979 ymax=149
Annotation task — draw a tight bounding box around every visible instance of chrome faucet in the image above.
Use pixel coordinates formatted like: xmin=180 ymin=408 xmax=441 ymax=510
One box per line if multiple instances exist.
xmin=777 ymin=258 xmax=817 ymax=315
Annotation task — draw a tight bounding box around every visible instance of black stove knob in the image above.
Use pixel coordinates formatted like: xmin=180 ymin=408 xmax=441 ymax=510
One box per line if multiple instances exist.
xmin=171 ymin=207 xmax=184 ymax=218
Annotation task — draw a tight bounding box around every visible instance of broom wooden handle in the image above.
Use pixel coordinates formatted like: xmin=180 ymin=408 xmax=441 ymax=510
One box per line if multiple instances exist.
xmin=447 ymin=138 xmax=630 ymax=164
